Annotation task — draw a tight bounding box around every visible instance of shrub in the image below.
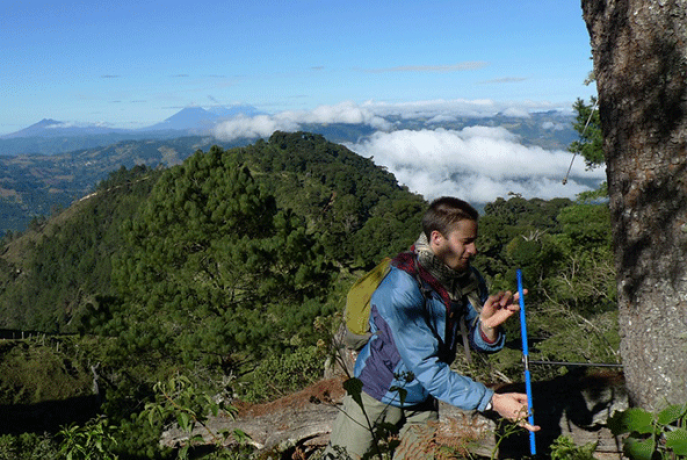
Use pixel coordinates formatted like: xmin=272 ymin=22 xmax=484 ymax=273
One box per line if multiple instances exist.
xmin=240 ymin=345 xmax=325 ymax=403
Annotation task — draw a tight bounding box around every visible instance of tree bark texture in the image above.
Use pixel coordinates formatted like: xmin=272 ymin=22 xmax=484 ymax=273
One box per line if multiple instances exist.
xmin=582 ymin=0 xmax=687 ymax=411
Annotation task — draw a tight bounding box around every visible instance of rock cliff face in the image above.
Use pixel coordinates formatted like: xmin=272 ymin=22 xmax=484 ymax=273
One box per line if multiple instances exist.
xmin=161 ymin=369 xmax=627 ymax=458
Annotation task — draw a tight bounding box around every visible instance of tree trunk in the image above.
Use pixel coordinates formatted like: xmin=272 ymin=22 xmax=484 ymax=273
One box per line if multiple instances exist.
xmin=582 ymin=0 xmax=687 ymax=411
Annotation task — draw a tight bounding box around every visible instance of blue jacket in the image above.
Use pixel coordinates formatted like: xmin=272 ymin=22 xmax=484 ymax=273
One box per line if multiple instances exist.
xmin=354 ymin=255 xmax=504 ymax=411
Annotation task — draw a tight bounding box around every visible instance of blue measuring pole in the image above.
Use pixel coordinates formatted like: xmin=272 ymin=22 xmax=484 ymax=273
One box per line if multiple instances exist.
xmin=517 ymin=269 xmax=536 ymax=455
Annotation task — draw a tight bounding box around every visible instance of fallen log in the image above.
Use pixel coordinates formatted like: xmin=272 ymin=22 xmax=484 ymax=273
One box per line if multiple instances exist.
xmin=160 ymin=369 xmax=627 ymax=459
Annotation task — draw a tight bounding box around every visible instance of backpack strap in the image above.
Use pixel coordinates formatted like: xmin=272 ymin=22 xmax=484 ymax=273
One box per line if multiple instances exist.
xmin=459 ymin=313 xmax=472 ymax=365
xmin=458 ymin=267 xmax=486 ymax=365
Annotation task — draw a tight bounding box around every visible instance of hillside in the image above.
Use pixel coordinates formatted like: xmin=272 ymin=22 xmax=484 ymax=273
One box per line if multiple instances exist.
xmin=0 ymin=132 xmax=619 ymax=458
xmin=0 ymin=132 xmax=426 ymax=333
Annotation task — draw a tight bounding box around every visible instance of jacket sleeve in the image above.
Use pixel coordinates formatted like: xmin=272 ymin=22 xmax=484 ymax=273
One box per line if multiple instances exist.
xmin=372 ymin=268 xmax=494 ymax=411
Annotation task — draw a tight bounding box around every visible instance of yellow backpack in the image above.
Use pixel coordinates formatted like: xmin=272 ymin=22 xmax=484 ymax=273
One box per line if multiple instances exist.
xmin=343 ymin=257 xmax=393 ymax=350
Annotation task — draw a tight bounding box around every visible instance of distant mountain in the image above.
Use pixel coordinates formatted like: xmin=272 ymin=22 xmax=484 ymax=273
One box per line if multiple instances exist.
xmin=1 ymin=119 xmax=129 ymax=139
xmin=141 ymin=107 xmax=219 ymax=132
xmin=140 ymin=105 xmax=264 ymax=132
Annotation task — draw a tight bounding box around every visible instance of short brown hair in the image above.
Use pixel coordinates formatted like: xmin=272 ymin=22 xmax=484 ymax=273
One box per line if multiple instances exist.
xmin=422 ymin=197 xmax=479 ymax=240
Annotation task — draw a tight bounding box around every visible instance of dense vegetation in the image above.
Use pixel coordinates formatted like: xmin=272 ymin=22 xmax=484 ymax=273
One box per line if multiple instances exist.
xmin=0 ymin=126 xmax=618 ymax=458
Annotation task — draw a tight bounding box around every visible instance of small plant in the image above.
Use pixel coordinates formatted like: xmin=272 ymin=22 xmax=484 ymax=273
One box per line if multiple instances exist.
xmin=241 ymin=345 xmax=325 ymax=402
xmin=143 ymin=374 xmax=250 ymax=459
xmin=491 ymin=418 xmax=532 ymax=460
xmin=58 ymin=416 xmax=119 ymax=460
xmin=0 ymin=432 xmax=59 ymax=460
xmin=608 ymin=403 xmax=687 ymax=460
xmin=549 ymin=435 xmax=597 ymax=460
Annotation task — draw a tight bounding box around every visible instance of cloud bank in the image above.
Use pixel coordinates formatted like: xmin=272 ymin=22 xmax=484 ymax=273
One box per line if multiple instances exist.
xmin=212 ymin=100 xmax=603 ymax=204
xmin=212 ymin=101 xmax=392 ymax=139
xmin=346 ymin=128 xmax=605 ymax=203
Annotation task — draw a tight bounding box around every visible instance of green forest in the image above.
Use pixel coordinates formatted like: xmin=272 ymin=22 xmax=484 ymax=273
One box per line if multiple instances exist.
xmin=0 ymin=106 xmax=622 ymax=459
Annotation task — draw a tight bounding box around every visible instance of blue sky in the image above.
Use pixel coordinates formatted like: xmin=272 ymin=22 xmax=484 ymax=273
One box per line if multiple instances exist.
xmin=1 ymin=0 xmax=596 ymax=136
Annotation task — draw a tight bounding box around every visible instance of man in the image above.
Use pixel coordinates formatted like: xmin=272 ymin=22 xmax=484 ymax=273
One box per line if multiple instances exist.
xmin=326 ymin=197 xmax=539 ymax=459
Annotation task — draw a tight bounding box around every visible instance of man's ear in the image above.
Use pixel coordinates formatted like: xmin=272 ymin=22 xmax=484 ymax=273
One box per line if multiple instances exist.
xmin=430 ymin=230 xmax=445 ymax=246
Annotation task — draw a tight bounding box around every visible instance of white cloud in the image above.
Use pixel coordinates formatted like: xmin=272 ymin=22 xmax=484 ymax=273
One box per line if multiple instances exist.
xmin=542 ymin=121 xmax=566 ymax=131
xmin=346 ymin=128 xmax=605 ymax=203
xmin=500 ymin=106 xmax=531 ymax=117
xmin=427 ymin=114 xmax=457 ymax=124
xmin=291 ymin=101 xmax=391 ymax=129
xmin=213 ymin=101 xmax=391 ymax=140
xmin=212 ymin=114 xmax=300 ymax=140
xmin=45 ymin=121 xmax=113 ymax=129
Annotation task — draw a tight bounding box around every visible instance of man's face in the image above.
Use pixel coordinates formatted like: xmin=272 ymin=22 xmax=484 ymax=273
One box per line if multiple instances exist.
xmin=430 ymin=219 xmax=478 ymax=272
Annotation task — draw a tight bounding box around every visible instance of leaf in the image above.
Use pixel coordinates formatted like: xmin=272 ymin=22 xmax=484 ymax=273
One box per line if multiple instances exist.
xmin=657 ymin=404 xmax=685 ymax=425
xmin=609 ymin=408 xmax=654 ymax=435
xmin=147 ymin=408 xmax=157 ymax=427
xmin=665 ymin=428 xmax=687 ymax=455
xmin=343 ymin=377 xmax=364 ymax=408
xmin=233 ymin=429 xmax=250 ymax=443
xmin=623 ymin=436 xmax=655 ymax=460
xmin=390 ymin=386 xmax=408 ymax=406
xmin=627 ymin=413 xmax=655 ymax=435
xmin=225 ymin=403 xmax=239 ymax=418
xmin=177 ymin=412 xmax=191 ymax=432
xmin=189 ymin=434 xmax=205 ymax=444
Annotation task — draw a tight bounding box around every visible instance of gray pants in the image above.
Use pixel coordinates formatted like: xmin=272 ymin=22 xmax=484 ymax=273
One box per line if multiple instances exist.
xmin=324 ymin=391 xmax=438 ymax=459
